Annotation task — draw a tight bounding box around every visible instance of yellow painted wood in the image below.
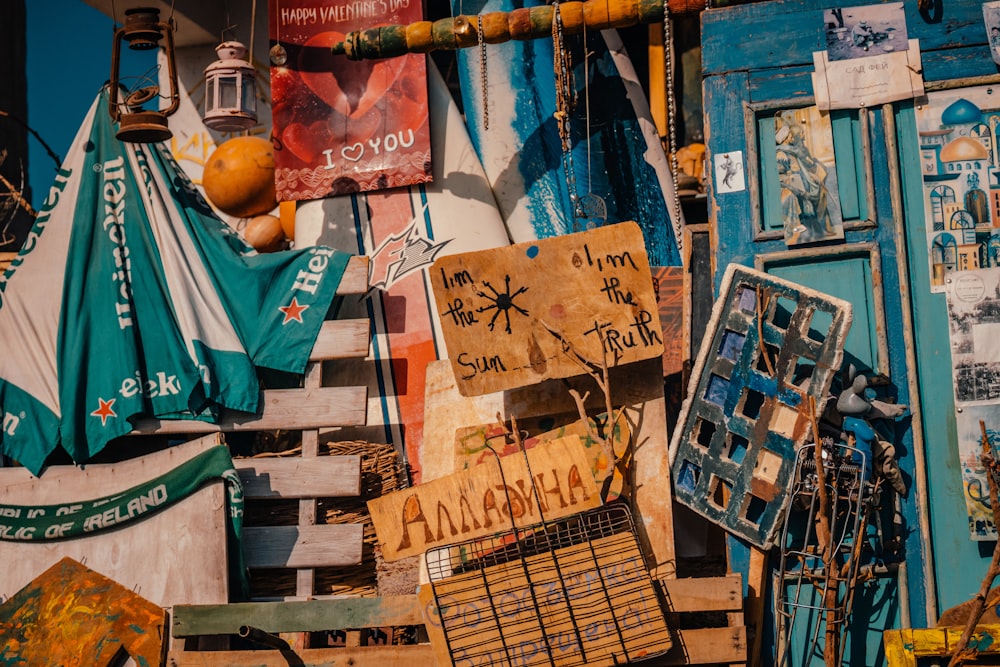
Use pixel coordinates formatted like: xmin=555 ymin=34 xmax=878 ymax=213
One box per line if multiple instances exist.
xmin=882 ymin=625 xmax=1000 ymax=667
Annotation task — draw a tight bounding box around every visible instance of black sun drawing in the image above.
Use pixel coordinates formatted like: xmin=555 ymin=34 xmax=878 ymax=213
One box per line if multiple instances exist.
xmin=475 ymin=275 xmax=529 ymax=334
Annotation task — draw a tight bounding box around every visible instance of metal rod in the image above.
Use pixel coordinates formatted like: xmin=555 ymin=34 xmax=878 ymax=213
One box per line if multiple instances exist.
xmin=238 ymin=625 xmax=291 ymax=650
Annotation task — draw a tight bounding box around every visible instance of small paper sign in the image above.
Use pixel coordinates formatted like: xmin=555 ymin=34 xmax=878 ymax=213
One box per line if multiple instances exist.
xmin=430 ymin=222 xmax=664 ymax=396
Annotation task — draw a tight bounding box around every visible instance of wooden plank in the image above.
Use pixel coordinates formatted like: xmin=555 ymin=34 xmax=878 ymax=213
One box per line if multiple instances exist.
xmin=337 ymin=255 xmax=370 ymax=295
xmin=243 ymin=524 xmax=365 ymax=569
xmin=172 ymin=595 xmax=425 ymax=637
xmin=167 ymin=644 xmax=436 ymax=666
xmin=454 ymin=412 xmax=629 ymax=498
xmin=660 ymin=575 xmax=743 ymax=613
xmin=430 ymin=221 xmax=664 ymax=397
xmin=131 ymin=386 xmax=367 ymax=434
xmin=368 ymin=435 xmax=600 ymax=561
xmin=660 ymin=627 xmax=748 ymax=665
xmin=653 ymin=266 xmax=686 ymax=377
xmin=0 ymin=435 xmax=229 ymax=607
xmin=309 ymin=319 xmax=370 ymax=361
xmin=234 ymin=456 xmax=361 ymax=499
xmin=0 ymin=557 xmax=167 ymax=667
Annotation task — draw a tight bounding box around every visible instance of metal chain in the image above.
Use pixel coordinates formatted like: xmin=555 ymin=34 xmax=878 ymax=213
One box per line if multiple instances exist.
xmin=662 ymin=0 xmax=684 ymax=238
xmin=478 ymin=14 xmax=489 ymax=130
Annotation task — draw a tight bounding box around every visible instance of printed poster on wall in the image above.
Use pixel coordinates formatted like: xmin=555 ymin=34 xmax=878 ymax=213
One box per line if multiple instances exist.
xmin=915 ymin=86 xmax=1000 ymax=293
xmin=944 ymin=268 xmax=1000 ymax=539
xmin=268 ymin=0 xmax=431 ymax=201
xmin=811 ymin=3 xmax=923 ymax=111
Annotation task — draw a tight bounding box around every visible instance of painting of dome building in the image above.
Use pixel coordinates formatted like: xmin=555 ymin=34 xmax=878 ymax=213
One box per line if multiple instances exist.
xmin=916 ymin=88 xmax=1000 ymax=291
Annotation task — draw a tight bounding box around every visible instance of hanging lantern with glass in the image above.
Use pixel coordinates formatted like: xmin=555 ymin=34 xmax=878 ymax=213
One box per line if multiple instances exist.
xmin=203 ymin=42 xmax=258 ymax=132
xmin=108 ymin=6 xmax=180 ymax=143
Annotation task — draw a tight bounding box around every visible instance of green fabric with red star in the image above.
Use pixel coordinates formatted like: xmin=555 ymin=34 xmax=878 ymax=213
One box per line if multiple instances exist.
xmin=0 ymin=88 xmax=351 ymax=475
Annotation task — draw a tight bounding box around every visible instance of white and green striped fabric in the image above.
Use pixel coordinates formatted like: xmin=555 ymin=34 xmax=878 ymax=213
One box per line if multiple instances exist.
xmin=0 ymin=88 xmax=351 ymax=475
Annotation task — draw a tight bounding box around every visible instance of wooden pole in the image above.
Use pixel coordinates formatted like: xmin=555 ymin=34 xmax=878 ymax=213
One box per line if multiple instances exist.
xmin=332 ymin=0 xmax=706 ymax=60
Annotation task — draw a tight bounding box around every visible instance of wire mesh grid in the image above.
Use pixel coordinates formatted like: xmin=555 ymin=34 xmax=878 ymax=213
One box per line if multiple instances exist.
xmin=775 ymin=441 xmax=872 ymax=666
xmin=425 ymin=503 xmax=671 ymax=666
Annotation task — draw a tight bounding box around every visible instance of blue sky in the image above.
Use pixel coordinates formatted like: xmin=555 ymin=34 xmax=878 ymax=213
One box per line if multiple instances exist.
xmin=26 ymin=0 xmax=152 ymax=209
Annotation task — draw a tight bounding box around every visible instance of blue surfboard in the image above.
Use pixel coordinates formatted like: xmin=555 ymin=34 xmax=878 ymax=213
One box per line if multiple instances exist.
xmin=452 ymin=2 xmax=683 ymax=267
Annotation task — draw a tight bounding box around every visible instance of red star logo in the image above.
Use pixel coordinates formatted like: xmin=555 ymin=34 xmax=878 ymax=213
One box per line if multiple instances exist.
xmin=91 ymin=398 xmax=117 ymax=426
xmin=278 ymin=297 xmax=309 ymax=324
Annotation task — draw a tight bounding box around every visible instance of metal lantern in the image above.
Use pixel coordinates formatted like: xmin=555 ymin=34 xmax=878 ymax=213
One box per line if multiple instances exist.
xmin=203 ymin=42 xmax=258 ymax=132
xmin=108 ymin=7 xmax=179 ymax=143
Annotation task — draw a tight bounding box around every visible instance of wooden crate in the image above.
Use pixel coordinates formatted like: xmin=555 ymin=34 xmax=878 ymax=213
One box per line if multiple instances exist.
xmin=126 ymin=255 xmax=374 ymax=606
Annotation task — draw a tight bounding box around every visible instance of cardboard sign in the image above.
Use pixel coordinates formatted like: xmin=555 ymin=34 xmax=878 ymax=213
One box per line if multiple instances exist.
xmin=368 ymin=436 xmax=600 ymax=561
xmin=268 ymin=0 xmax=431 ymax=201
xmin=431 ymin=222 xmax=664 ymax=396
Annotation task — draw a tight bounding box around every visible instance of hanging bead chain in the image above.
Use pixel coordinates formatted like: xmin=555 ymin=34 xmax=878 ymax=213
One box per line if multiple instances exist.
xmin=553 ymin=0 xmax=582 ymax=228
xmin=552 ymin=0 xmax=573 ymax=151
xmin=662 ymin=0 xmax=684 ymax=239
xmin=478 ymin=14 xmax=489 ymax=130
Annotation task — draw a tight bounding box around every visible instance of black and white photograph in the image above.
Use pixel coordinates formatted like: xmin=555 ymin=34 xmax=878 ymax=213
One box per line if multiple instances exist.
xmin=824 ymin=2 xmax=908 ymax=62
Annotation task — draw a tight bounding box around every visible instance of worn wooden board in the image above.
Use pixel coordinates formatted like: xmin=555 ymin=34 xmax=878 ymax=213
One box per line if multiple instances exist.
xmin=235 ymin=456 xmax=361 ymax=499
xmin=173 ymin=595 xmax=426 ymax=637
xmin=454 ymin=413 xmax=629 ymax=498
xmin=168 ymin=645 xmax=437 ymax=666
xmin=243 ymin=524 xmax=364 ymax=569
xmin=369 ymin=436 xmax=600 ymax=562
xmin=0 ymin=434 xmax=229 ymax=607
xmin=654 ymin=266 xmax=686 ymax=378
xmin=421 ymin=509 xmax=672 ymax=666
xmin=430 ymin=221 xmax=664 ymax=397
xmin=131 ymin=386 xmax=367 ymax=435
xmin=0 ymin=557 xmax=166 ymax=667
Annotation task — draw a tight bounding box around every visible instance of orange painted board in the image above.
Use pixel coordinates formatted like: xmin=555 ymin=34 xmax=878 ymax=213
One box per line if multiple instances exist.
xmin=0 ymin=557 xmax=166 ymax=667
xmin=430 ymin=222 xmax=664 ymax=396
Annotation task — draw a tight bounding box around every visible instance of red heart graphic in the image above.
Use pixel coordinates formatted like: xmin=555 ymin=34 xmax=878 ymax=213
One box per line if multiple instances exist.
xmin=281 ymin=120 xmax=336 ymax=164
xmin=299 ymin=32 xmax=409 ymax=119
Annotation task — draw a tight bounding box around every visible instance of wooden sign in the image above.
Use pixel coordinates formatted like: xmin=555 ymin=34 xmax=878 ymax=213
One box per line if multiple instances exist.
xmin=368 ymin=436 xmax=600 ymax=561
xmin=0 ymin=557 xmax=166 ymax=667
xmin=430 ymin=222 xmax=663 ymax=396
xmin=454 ymin=413 xmax=630 ymax=500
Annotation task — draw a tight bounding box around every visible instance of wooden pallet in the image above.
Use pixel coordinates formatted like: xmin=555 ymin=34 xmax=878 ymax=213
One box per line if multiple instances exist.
xmin=168 ymin=574 xmax=746 ymax=666
xmin=129 ymin=254 xmax=373 ymax=609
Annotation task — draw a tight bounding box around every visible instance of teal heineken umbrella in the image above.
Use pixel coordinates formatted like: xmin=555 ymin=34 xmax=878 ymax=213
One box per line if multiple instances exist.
xmin=0 ymin=88 xmax=351 ymax=475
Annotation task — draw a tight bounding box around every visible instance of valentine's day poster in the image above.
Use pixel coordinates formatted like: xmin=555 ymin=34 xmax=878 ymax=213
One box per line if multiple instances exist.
xmin=268 ymin=0 xmax=431 ymax=201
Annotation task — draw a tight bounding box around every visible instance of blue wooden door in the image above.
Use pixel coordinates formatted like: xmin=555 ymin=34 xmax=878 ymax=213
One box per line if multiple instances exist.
xmin=701 ymin=0 xmax=997 ymax=663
